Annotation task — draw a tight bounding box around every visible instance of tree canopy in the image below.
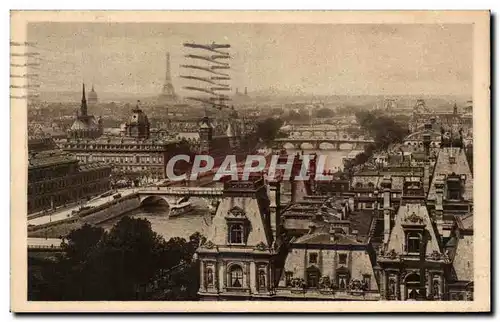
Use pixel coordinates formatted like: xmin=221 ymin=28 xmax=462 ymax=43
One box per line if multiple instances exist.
xmin=355 ymin=111 xmax=409 ymax=151
xmin=313 ymin=107 xmax=335 ymax=118
xmin=28 ymin=218 xmax=205 ymax=301
xmin=255 ymin=117 xmax=285 ymax=145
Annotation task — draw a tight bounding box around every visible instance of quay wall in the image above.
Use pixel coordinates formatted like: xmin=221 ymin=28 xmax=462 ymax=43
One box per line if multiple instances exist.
xmin=28 ymin=194 xmax=140 ymax=237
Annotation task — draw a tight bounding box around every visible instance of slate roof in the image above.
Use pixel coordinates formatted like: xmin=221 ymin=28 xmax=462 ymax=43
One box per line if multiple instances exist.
xmin=452 ymin=232 xmax=473 ymax=281
xmin=428 ymin=147 xmax=473 ymax=201
xmin=293 ymin=232 xmax=364 ymax=246
xmin=28 ymin=150 xmax=77 ymax=169
xmin=456 ymin=213 xmax=473 ymax=231
xmin=385 ymin=203 xmax=442 ymax=256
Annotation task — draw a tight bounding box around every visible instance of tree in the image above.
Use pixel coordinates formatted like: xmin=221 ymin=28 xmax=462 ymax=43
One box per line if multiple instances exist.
xmin=28 ymin=216 xmax=206 ymax=301
xmin=61 ymin=224 xmax=105 ymax=264
xmin=255 ymin=117 xmax=285 ymax=144
xmin=355 ymin=111 xmax=408 ymax=151
xmin=314 ymin=107 xmax=334 ymax=118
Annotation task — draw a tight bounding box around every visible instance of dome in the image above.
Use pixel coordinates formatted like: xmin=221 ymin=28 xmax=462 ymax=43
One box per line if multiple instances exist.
xmin=88 ymin=85 xmax=98 ymax=103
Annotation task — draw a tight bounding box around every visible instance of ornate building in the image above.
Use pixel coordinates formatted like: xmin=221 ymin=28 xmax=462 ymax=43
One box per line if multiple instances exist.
xmin=427 ymin=147 xmax=473 ymax=240
xmin=121 ymin=102 xmax=151 ymax=139
xmin=377 ymin=203 xmax=450 ymax=300
xmin=68 ymin=84 xmax=103 ymax=140
xmin=197 ymin=175 xmax=283 ymax=300
xmin=198 ymin=116 xmax=213 ymax=154
xmin=28 ymin=135 xmax=111 ymax=214
xmin=276 ymin=201 xmax=380 ymax=300
xmin=63 ymin=105 xmax=190 ymax=182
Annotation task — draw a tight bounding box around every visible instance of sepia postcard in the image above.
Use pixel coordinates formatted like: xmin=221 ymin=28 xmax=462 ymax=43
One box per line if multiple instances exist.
xmin=10 ymin=10 xmax=490 ymax=313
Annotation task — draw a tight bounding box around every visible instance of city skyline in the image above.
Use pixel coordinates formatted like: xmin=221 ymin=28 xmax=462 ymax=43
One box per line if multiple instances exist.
xmin=25 ymin=22 xmax=473 ymax=97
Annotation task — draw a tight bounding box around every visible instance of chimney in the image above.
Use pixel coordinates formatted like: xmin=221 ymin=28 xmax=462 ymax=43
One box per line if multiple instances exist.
xmin=269 ymin=181 xmax=281 ymax=241
xmin=381 ymin=176 xmax=392 ymax=245
xmin=236 ymin=88 xmax=239 ymax=95
xmin=244 ymin=87 xmax=248 ymax=95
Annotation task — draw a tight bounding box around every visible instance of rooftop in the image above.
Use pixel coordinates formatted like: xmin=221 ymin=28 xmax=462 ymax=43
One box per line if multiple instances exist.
xmin=428 ymin=147 xmax=473 ymax=201
xmin=28 ymin=150 xmax=77 ymax=169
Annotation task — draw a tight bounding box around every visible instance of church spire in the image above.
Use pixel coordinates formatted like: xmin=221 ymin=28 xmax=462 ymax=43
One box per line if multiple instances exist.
xmin=81 ymin=83 xmax=88 ymax=117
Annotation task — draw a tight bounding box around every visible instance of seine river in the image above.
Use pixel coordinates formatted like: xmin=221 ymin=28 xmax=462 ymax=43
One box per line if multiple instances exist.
xmin=97 ymin=199 xmax=212 ymax=241
xmin=285 ymin=148 xmax=362 ymax=172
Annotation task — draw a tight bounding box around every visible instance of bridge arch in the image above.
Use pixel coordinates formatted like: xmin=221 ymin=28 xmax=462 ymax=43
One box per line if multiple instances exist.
xmin=326 ymin=131 xmax=337 ymax=139
xmin=300 ymin=142 xmax=315 ymax=150
xmin=283 ymin=142 xmax=297 ymax=150
xmin=339 ymin=142 xmax=354 ymax=150
xmin=318 ymin=142 xmax=337 ymax=150
xmin=140 ymin=195 xmax=172 ymax=207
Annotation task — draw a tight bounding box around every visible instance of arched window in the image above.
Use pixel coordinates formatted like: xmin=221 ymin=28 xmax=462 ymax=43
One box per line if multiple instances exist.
xmin=230 ymin=265 xmax=243 ymax=288
xmin=406 ymin=232 xmax=421 ymax=254
xmin=405 ymin=273 xmax=421 ymax=300
xmin=229 ymin=224 xmax=243 ymax=244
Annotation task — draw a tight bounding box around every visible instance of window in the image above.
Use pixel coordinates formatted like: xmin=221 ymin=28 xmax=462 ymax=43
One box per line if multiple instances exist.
xmin=448 ymin=188 xmax=461 ymax=200
xmin=229 ymin=224 xmax=244 ymax=244
xmin=337 ymin=273 xmax=348 ymax=289
xmin=405 ymin=273 xmax=421 ymax=300
xmin=230 ymin=266 xmax=243 ymax=288
xmin=339 ymin=254 xmax=347 ymax=265
xmin=306 ymin=266 xmax=320 ymax=288
xmin=309 ymin=253 xmax=318 ymax=264
xmin=406 ymin=232 xmax=421 ymax=254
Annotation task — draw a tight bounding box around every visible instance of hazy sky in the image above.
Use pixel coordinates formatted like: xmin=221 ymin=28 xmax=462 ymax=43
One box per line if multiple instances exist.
xmin=26 ymin=22 xmax=473 ymax=96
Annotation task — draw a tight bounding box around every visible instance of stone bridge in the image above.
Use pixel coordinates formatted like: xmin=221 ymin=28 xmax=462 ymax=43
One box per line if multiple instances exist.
xmin=273 ymin=137 xmax=374 ymax=151
xmin=136 ymin=186 xmax=223 ymax=207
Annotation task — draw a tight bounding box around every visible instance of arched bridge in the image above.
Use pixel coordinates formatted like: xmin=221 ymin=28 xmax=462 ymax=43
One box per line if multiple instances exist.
xmin=136 ymin=186 xmax=223 ymax=207
xmin=273 ymin=136 xmax=374 ymax=151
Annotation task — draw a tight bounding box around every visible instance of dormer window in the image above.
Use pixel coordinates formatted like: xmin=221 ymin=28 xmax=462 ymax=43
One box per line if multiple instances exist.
xmin=446 ymin=175 xmax=463 ymax=200
xmin=229 ymin=224 xmax=243 ymax=244
xmin=406 ymin=232 xmax=421 ymax=254
xmin=226 ymin=206 xmax=250 ymax=245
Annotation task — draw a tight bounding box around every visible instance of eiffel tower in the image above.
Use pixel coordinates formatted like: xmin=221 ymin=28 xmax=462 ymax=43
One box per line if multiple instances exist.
xmin=158 ymin=52 xmax=177 ymax=103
